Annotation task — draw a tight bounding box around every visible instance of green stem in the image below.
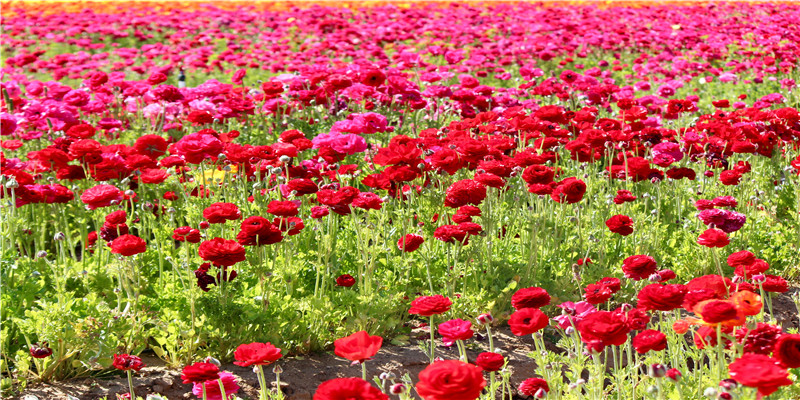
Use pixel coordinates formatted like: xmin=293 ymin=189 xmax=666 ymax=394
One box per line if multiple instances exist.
xmin=429 ymin=315 xmax=436 ymax=363
xmin=127 ymin=370 xmax=135 ymax=400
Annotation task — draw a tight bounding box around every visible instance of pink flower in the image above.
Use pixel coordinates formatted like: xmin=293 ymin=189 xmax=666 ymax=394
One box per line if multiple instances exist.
xmin=191 ymin=371 xmax=239 ymax=400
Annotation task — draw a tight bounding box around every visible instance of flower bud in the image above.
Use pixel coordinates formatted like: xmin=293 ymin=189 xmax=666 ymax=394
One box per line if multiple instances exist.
xmin=717 ymin=393 xmax=733 ymax=400
xmin=5 ymin=179 xmax=19 ymax=189
xmin=666 ymin=368 xmax=682 ymax=382
xmin=271 ymin=167 xmax=283 ymax=175
xmin=718 ymin=379 xmax=737 ymax=390
xmin=534 ymin=388 xmax=547 ymax=398
xmin=389 ymin=383 xmax=407 ymax=395
xmin=648 ymin=273 xmax=662 ymax=282
xmin=36 ymin=250 xmax=48 ymax=258
xmin=199 ymin=221 xmax=210 ymax=230
xmin=476 ymin=313 xmax=494 ymax=325
xmin=204 ymin=356 xmax=221 ymax=367
xmin=565 ymin=326 xmax=575 ymax=336
xmin=273 ymin=364 xmax=283 ymax=374
xmin=650 ymin=364 xmax=666 ymax=378
xmin=752 ymin=274 xmax=766 ymax=283
xmin=703 ymin=388 xmax=718 ymax=397
xmin=620 ymin=303 xmax=633 ymax=312
xmin=279 ymin=155 xmax=291 ymax=163
xmin=53 ymin=232 xmax=66 ymax=241
xmin=379 ymin=372 xmax=396 ymax=381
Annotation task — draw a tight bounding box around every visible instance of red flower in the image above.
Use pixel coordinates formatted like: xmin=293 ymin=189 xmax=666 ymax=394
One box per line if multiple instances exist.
xmin=774 ymin=334 xmax=800 ymax=368
xmin=173 ymin=226 xmax=201 ymax=243
xmin=110 ymin=235 xmax=147 ymax=257
xmin=719 ymin=169 xmax=743 ymax=186
xmin=29 ymin=343 xmax=52 ymax=359
xmin=236 ymin=216 xmax=283 ymax=246
xmin=267 ymin=200 xmax=299 ymax=217
xmin=761 ymin=275 xmax=788 ymax=293
xmin=80 ymin=184 xmax=123 ymax=210
xmin=637 ymin=284 xmax=687 ymax=312
xmin=273 ymin=217 xmax=305 ymax=235
xmin=334 ymin=331 xmax=383 ymax=363
xmin=416 ymin=360 xmax=486 ymax=400
xmin=233 ymin=342 xmax=282 ymax=367
xmin=508 ymin=308 xmax=549 ymax=336
xmin=397 ymin=234 xmax=424 ymax=252
xmin=605 ymin=215 xmax=633 ymax=236
xmin=621 ymin=255 xmax=657 ymax=280
xmin=181 ymin=362 xmax=220 ymax=384
xmin=550 ymin=177 xmax=586 ymax=204
xmin=578 ymin=311 xmax=630 ymax=349
xmin=518 ymin=378 xmax=549 ymax=397
xmin=736 ymin=323 xmax=782 ymax=355
xmin=511 ymin=287 xmax=551 ymax=310
xmin=475 ymin=352 xmax=505 ymax=372
xmin=112 ymin=354 xmax=145 ymax=371
xmin=632 ymin=330 xmax=667 ymax=354
xmin=172 ymin=132 xmax=222 ymax=164
xmin=438 ymin=319 xmax=474 ymax=342
xmin=409 ymin=295 xmax=452 ymax=317
xmin=613 ymin=190 xmax=637 ymax=204
xmin=583 ymin=283 xmax=613 ymax=305
xmin=203 ymin=202 xmax=241 ymax=224
xmin=697 ymin=228 xmax=729 ymax=248
xmin=336 ymin=274 xmax=356 ymax=287
xmin=314 ymin=378 xmax=388 ymax=400
xmin=699 ymin=300 xmax=739 ymax=324
xmin=198 ymin=238 xmax=246 ymax=267
xmin=444 ymin=179 xmax=487 ymax=208
xmin=728 ymin=354 xmax=792 ymax=399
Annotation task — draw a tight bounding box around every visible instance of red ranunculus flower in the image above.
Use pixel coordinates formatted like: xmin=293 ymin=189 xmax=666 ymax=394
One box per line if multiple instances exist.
xmin=181 ymin=362 xmax=220 ymax=384
xmin=761 ymin=275 xmax=788 ymax=293
xmin=336 ymin=274 xmax=356 ymax=287
xmin=699 ymin=300 xmax=740 ymax=324
xmin=397 ymin=234 xmax=424 ymax=252
xmin=511 ymin=287 xmax=551 ymax=310
xmin=334 ymin=331 xmax=383 ymax=363
xmin=314 ymin=378 xmax=388 ymax=400
xmin=110 ymin=235 xmax=147 ymax=257
xmin=236 ymin=216 xmax=283 ymax=246
xmin=697 ymin=228 xmax=729 ymax=248
xmin=267 ymin=200 xmax=299 ymax=217
xmin=550 ymin=177 xmax=586 ymax=204
xmin=112 ymin=354 xmax=145 ymax=371
xmin=518 ymin=378 xmax=549 ymax=397
xmin=632 ymin=329 xmax=667 ymax=354
xmin=605 ymin=214 xmax=634 ymax=236
xmin=728 ymin=354 xmax=792 ymax=399
xmin=622 ymin=255 xmax=658 ymax=280
xmin=774 ymin=334 xmax=800 ymax=368
xmin=508 ymin=308 xmax=549 ymax=336
xmin=475 ymin=352 xmax=505 ymax=372
xmin=416 ymin=360 xmax=486 ymax=400
xmin=444 ymin=179 xmax=487 ymax=208
xmin=203 ymin=202 xmax=241 ymax=224
xmin=198 ymin=238 xmax=246 ymax=267
xmin=584 ymin=283 xmax=613 ymax=305
xmin=438 ymin=319 xmax=474 ymax=342
xmin=637 ymin=284 xmax=687 ymax=312
xmin=80 ymin=184 xmax=123 ymax=210
xmin=578 ymin=311 xmax=630 ymax=349
xmin=233 ymin=342 xmax=282 ymax=367
xmin=409 ymin=295 xmax=452 ymax=317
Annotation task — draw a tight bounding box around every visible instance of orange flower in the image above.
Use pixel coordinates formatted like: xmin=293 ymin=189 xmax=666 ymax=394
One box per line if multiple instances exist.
xmin=730 ymin=290 xmax=762 ymax=316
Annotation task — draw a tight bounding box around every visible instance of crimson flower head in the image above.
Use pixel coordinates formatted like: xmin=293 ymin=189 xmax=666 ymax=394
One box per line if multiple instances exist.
xmin=622 ymin=255 xmax=658 ymax=281
xmin=181 ymin=361 xmax=220 ymax=384
xmin=409 ymin=295 xmax=452 ymax=317
xmin=475 ymin=352 xmax=504 ymax=372
xmin=697 ymin=228 xmax=730 ymax=248
xmin=774 ymin=334 xmax=800 ymax=368
xmin=314 ymin=378 xmax=388 ymax=400
xmin=397 ymin=234 xmax=424 ymax=252
xmin=110 ymin=235 xmax=147 ymax=257
xmin=605 ymin=214 xmax=634 ymax=236
xmin=198 ymin=238 xmax=246 ymax=267
xmin=437 ymin=319 xmax=474 ymax=342
xmin=112 ymin=354 xmax=145 ymax=371
xmin=334 ymin=331 xmax=383 ymax=363
xmin=233 ymin=342 xmax=282 ymax=367
xmin=508 ymin=308 xmax=549 ymax=336
xmin=336 ymin=274 xmax=356 ymax=287
xmin=29 ymin=343 xmax=53 ymax=359
xmin=511 ymin=287 xmax=551 ymax=310
xmin=416 ymin=360 xmax=486 ymax=400
xmin=728 ymin=354 xmax=792 ymax=398
xmin=632 ymin=330 xmax=667 ymax=354
xmin=518 ymin=378 xmax=549 ymax=398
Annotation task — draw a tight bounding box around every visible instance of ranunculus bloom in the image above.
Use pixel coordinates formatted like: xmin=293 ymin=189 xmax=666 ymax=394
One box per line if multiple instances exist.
xmin=578 ymin=311 xmax=630 ymax=349
xmin=605 ymin=214 xmax=634 ymax=236
xmin=203 ymin=202 xmax=241 ymax=224
xmin=397 ymin=234 xmax=424 ymax=252
xmin=735 ymin=323 xmax=782 ymax=355
xmin=475 ymin=352 xmax=505 ymax=372
xmin=110 ymin=235 xmax=147 ymax=256
xmin=112 ymin=354 xmax=145 ymax=371
xmin=583 ymin=283 xmax=613 ymax=305
xmin=80 ymin=184 xmax=123 ymax=210
xmin=314 ymin=378 xmax=388 ymax=400
xmin=550 ymin=177 xmax=586 ymax=204
xmin=409 ymin=295 xmax=452 ymax=317
xmin=518 ymin=378 xmax=549 ymax=397
xmin=181 ymin=362 xmax=220 ymax=384
xmin=444 ymin=179 xmax=487 ymax=208
xmin=438 ymin=319 xmax=474 ymax=342
xmin=336 ymin=274 xmax=356 ymax=287
xmin=173 ymin=132 xmax=223 ymax=164
xmin=233 ymin=342 xmax=282 ymax=367
xmin=698 ymin=300 xmax=740 ymax=324
xmin=198 ymin=238 xmax=247 ymax=267
xmin=191 ymin=371 xmax=239 ymax=400
xmin=728 ymin=354 xmax=792 ymax=399
xmin=697 ymin=228 xmax=730 ymax=248
xmin=508 ymin=308 xmax=549 ymax=336
xmin=774 ymin=334 xmax=800 ymax=368
xmin=511 ymin=287 xmax=551 ymax=310
xmin=416 ymin=360 xmax=486 ymax=400
xmin=236 ymin=216 xmax=283 ymax=246
xmin=637 ymin=284 xmax=687 ymax=312
xmin=334 ymin=331 xmax=382 ymax=363
xmin=632 ymin=329 xmax=667 ymax=354
xmin=622 ymin=255 xmax=658 ymax=280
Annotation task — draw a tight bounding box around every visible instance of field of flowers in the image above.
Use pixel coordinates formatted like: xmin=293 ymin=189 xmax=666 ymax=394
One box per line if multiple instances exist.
xmin=1 ymin=1 xmax=800 ymax=399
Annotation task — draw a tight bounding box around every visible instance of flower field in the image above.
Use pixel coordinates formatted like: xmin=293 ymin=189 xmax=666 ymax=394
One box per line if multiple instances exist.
xmin=1 ymin=1 xmax=800 ymax=399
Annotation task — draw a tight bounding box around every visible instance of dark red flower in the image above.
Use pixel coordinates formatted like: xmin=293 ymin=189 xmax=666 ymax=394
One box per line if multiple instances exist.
xmin=180 ymin=362 xmax=220 ymax=384
xmin=774 ymin=334 xmax=800 ymax=368
xmin=444 ymin=179 xmax=487 ymax=208
xmin=110 ymin=235 xmax=147 ymax=257
xmin=475 ymin=352 xmax=505 ymax=372
xmin=203 ymin=202 xmax=241 ymax=224
xmin=409 ymin=295 xmax=452 ymax=317
xmin=605 ymin=215 xmax=634 ymax=236
xmin=578 ymin=311 xmax=630 ymax=349
xmin=236 ymin=216 xmax=283 ymax=246
xmin=198 ymin=238 xmax=246 ymax=267
xmin=112 ymin=354 xmax=145 ymax=371
xmin=314 ymin=378 xmax=388 ymax=400
xmin=622 ymin=255 xmax=658 ymax=280
xmin=632 ymin=330 xmax=667 ymax=354
xmin=336 ymin=274 xmax=356 ymax=287
xmin=637 ymin=284 xmax=687 ymax=312
xmin=518 ymin=378 xmax=549 ymax=397
xmin=397 ymin=234 xmax=424 ymax=252
xmin=508 ymin=308 xmax=549 ymax=336
xmin=416 ymin=360 xmax=486 ymax=400
xmin=550 ymin=177 xmax=586 ymax=204
xmin=233 ymin=342 xmax=282 ymax=367
xmin=697 ymin=228 xmax=729 ymax=248
xmin=511 ymin=287 xmax=551 ymax=310
xmin=728 ymin=354 xmax=792 ymax=399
